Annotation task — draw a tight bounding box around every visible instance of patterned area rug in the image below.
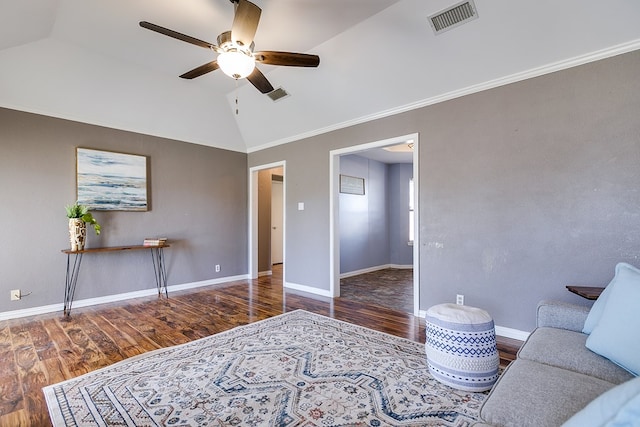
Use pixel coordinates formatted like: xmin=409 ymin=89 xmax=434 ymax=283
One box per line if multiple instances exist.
xmin=44 ymin=310 xmax=487 ymax=426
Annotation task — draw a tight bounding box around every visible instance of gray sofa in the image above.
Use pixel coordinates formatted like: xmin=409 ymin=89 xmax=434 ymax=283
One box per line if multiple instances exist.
xmin=476 ymin=300 xmax=635 ymax=427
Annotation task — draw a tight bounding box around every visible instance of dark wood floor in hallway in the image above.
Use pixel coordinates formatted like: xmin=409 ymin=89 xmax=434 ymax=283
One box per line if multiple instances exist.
xmin=340 ymin=267 xmax=414 ymax=313
xmin=0 ymin=265 xmax=521 ymax=426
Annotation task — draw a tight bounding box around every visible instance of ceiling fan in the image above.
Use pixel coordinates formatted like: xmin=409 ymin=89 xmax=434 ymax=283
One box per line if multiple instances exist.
xmin=139 ymin=0 xmax=320 ymax=94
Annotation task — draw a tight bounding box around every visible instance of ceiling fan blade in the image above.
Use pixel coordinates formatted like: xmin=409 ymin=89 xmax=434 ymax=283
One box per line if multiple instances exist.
xmin=254 ymin=51 xmax=320 ymax=67
xmin=246 ymin=67 xmax=274 ymax=94
xmin=231 ymin=0 xmax=261 ymax=47
xmin=180 ymin=61 xmax=219 ymax=79
xmin=139 ymin=21 xmax=215 ymax=50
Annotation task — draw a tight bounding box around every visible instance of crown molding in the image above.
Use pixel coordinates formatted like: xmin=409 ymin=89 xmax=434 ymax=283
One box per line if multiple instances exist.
xmin=247 ymin=39 xmax=640 ymax=154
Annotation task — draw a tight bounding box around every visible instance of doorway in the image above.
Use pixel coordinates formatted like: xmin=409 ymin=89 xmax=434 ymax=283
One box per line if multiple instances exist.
xmin=329 ymin=133 xmax=420 ymax=316
xmin=271 ymin=178 xmax=283 ymax=265
xmin=249 ymin=162 xmax=285 ymax=280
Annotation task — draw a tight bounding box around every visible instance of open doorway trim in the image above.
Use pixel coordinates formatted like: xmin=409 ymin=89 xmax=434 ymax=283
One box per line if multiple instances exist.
xmin=249 ymin=161 xmax=286 ymax=281
xmin=329 ymin=133 xmax=420 ymax=316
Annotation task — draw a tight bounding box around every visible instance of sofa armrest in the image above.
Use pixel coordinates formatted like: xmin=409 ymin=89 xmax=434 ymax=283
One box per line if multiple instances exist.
xmin=536 ymin=300 xmax=590 ymax=332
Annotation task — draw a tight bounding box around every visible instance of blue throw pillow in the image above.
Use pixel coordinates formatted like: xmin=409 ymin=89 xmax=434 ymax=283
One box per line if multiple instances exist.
xmin=561 ymin=376 xmax=640 ymax=427
xmin=582 ymin=268 xmax=617 ymax=334
xmin=585 ymin=263 xmax=640 ymax=376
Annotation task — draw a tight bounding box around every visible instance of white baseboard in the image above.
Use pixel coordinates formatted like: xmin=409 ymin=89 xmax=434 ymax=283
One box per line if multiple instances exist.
xmin=166 ymin=274 xmax=249 ymax=293
xmin=495 ymin=325 xmax=530 ymax=342
xmin=418 ymin=309 xmax=530 ymax=342
xmin=0 ymin=274 xmax=249 ymax=321
xmin=0 ymin=303 xmax=65 ymax=321
xmin=340 ymin=265 xmax=387 ymax=279
xmin=284 ymin=281 xmax=333 ymax=298
xmin=389 ymin=264 xmax=413 ymax=270
xmin=340 ymin=263 xmax=413 ymax=279
xmin=258 ymin=270 xmax=272 ymax=277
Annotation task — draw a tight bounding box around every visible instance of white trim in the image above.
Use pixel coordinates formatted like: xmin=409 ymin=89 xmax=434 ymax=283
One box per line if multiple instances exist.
xmin=418 ymin=309 xmax=530 ymax=342
xmin=412 ymin=138 xmax=420 ymax=317
xmin=0 ymin=274 xmax=249 ymax=321
xmin=340 ymin=265 xmax=390 ymax=279
xmin=247 ymin=40 xmax=640 ymax=154
xmin=495 ymin=325 xmax=531 ymax=342
xmin=390 ymin=264 xmax=413 ymax=270
xmin=258 ymin=270 xmax=273 ymax=277
xmin=0 ymin=303 xmax=64 ymax=321
xmin=329 ymin=134 xmax=418 ymax=157
xmin=329 ymin=151 xmax=340 ymax=297
xmin=284 ymin=281 xmax=333 ymax=298
xmin=340 ymin=264 xmax=414 ymax=278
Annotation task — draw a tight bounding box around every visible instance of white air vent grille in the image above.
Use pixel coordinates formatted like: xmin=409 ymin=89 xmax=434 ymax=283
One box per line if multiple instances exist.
xmin=429 ymin=0 xmax=478 ymax=34
xmin=267 ymin=87 xmax=290 ymax=102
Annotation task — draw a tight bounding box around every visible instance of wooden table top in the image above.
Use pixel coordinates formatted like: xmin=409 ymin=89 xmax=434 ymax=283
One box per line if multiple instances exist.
xmin=61 ymin=244 xmax=169 ymax=254
xmin=566 ymin=285 xmax=605 ymax=300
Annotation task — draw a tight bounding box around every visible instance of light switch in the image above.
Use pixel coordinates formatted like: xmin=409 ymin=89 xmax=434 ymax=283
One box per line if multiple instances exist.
xmin=298 ymin=202 xmax=305 ymax=211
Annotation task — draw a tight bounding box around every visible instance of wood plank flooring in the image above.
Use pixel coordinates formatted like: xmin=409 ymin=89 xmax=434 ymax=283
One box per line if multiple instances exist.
xmin=340 ymin=268 xmax=414 ymax=313
xmin=0 ymin=265 xmax=521 ymax=426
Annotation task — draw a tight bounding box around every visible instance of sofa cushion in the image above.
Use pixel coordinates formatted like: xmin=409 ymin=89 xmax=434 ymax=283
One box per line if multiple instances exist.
xmin=518 ymin=327 xmax=634 ymax=384
xmin=582 ymin=262 xmax=640 ymax=334
xmin=586 ymin=263 xmax=640 ymax=376
xmin=480 ymin=359 xmax=615 ymax=427
xmin=561 ymin=376 xmax=640 ymax=427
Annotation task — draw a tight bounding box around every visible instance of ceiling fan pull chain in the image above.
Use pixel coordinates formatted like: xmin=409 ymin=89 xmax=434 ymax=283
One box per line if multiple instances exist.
xmin=235 ymin=79 xmax=240 ymax=115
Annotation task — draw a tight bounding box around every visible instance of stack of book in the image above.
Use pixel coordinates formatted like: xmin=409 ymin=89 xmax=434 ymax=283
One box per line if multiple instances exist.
xmin=143 ymin=237 xmax=167 ymax=247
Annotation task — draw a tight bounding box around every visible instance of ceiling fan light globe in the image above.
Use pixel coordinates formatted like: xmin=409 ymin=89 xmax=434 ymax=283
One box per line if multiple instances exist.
xmin=218 ymin=50 xmax=255 ymax=79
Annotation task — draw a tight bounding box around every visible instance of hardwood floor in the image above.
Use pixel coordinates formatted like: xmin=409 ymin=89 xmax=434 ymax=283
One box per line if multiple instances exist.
xmin=0 ymin=265 xmax=521 ymax=426
xmin=340 ymin=268 xmax=414 ymax=313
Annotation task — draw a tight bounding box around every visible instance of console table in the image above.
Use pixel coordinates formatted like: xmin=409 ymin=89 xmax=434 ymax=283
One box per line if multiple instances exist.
xmin=61 ymin=245 xmax=169 ymax=316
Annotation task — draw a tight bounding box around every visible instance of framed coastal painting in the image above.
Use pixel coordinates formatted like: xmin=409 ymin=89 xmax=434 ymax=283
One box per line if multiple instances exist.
xmin=76 ymin=148 xmax=148 ymax=211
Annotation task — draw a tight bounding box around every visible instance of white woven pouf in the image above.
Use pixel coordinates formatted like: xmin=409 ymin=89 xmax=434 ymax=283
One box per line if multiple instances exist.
xmin=425 ymin=303 xmax=499 ymax=392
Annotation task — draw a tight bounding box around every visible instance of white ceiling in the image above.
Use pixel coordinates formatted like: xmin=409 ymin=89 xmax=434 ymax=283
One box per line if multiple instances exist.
xmin=1 ymin=0 xmax=640 ymax=153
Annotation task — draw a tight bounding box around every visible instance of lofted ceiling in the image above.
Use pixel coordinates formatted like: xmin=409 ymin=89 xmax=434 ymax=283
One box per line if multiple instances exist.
xmin=1 ymin=0 xmax=639 ymax=153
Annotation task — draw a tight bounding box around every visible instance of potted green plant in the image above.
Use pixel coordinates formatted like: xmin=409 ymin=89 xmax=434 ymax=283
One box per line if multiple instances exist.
xmin=66 ymin=203 xmax=101 ymax=251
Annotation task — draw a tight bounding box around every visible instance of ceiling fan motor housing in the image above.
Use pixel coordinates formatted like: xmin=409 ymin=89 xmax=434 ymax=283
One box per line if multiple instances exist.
xmin=217 ymin=30 xmax=254 ymax=52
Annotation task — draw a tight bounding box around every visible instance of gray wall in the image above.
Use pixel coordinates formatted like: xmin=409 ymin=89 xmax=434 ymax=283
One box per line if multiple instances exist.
xmin=388 ymin=163 xmax=413 ymax=266
xmin=248 ymin=50 xmax=640 ymax=332
xmin=339 ymin=156 xmax=413 ymax=273
xmin=0 ymin=108 xmax=247 ymax=314
xmin=339 ymin=155 xmax=389 ymax=273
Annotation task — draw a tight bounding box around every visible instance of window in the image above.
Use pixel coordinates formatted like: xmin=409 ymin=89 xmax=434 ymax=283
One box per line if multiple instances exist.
xmin=409 ymin=178 xmax=414 ymax=243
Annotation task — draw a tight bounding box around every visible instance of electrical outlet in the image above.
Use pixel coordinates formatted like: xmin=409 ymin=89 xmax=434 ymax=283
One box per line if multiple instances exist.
xmin=456 ymin=294 xmax=464 ymax=305
xmin=11 ymin=289 xmax=21 ymax=301
xmin=215 ymin=264 xmax=221 ymax=272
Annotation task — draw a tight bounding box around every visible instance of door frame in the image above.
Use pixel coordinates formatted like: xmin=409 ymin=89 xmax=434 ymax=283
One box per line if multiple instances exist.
xmin=249 ymin=161 xmax=286 ymax=280
xmin=329 ymin=133 xmax=420 ymax=315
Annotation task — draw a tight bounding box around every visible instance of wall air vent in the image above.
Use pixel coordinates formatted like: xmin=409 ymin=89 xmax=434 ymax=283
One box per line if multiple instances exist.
xmin=428 ymin=0 xmax=478 ymax=35
xmin=267 ymin=87 xmax=290 ymax=102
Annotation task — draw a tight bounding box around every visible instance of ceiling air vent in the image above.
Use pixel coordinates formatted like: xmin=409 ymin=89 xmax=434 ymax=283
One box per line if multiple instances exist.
xmin=428 ymin=0 xmax=478 ymax=35
xmin=267 ymin=87 xmax=290 ymax=102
